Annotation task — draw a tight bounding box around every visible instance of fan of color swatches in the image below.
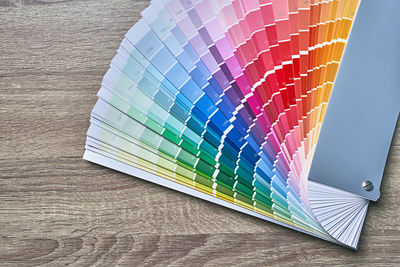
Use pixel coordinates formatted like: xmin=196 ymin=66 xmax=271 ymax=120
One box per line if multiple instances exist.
xmin=84 ymin=0 xmax=366 ymax=249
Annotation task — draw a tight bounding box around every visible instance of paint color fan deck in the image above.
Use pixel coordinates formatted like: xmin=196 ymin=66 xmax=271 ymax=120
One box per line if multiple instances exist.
xmin=84 ymin=0 xmax=400 ymax=249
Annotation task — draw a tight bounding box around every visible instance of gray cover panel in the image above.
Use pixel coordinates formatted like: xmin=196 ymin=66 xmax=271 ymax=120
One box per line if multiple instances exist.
xmin=308 ymin=0 xmax=400 ymax=201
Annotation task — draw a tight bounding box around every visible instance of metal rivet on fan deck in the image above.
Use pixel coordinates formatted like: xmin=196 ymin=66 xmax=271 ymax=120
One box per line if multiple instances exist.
xmin=362 ymin=180 xmax=374 ymax=191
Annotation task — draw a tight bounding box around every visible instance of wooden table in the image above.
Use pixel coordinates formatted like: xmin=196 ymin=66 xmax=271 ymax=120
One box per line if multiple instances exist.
xmin=1 ymin=0 xmax=399 ymax=266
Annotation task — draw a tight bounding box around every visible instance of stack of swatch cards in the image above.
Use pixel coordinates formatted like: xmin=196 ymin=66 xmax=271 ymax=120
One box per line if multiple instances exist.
xmin=84 ymin=0 xmax=400 ymax=249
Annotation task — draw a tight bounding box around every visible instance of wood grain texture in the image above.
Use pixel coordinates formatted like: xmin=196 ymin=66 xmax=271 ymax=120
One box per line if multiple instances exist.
xmin=0 ymin=0 xmax=399 ymax=266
